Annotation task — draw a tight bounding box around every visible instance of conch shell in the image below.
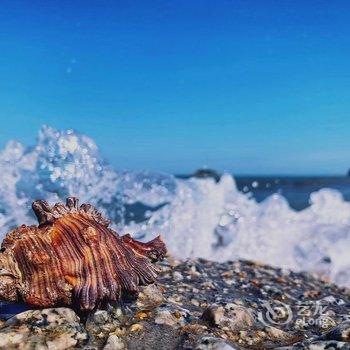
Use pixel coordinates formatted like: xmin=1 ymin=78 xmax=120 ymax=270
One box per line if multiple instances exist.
xmin=0 ymin=197 xmax=166 ymax=310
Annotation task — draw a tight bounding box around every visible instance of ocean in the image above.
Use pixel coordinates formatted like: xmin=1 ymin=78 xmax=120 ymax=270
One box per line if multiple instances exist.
xmin=235 ymin=176 xmax=350 ymax=211
xmin=0 ymin=126 xmax=350 ymax=287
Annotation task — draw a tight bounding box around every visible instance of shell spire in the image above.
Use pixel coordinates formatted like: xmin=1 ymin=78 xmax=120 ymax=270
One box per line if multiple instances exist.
xmin=0 ymin=197 xmax=167 ymax=311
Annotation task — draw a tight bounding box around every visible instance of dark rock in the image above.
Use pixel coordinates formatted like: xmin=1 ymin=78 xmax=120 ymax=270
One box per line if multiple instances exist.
xmin=191 ymin=169 xmax=221 ymax=183
xmin=318 ymin=321 xmax=350 ymax=342
xmin=201 ymin=305 xmax=225 ymax=327
xmin=177 ymin=169 xmax=222 ymax=182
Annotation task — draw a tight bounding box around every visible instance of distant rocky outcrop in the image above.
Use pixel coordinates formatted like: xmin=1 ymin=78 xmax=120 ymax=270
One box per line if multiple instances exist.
xmin=178 ymin=169 xmax=222 ymax=183
xmin=0 ymin=258 xmax=350 ymax=349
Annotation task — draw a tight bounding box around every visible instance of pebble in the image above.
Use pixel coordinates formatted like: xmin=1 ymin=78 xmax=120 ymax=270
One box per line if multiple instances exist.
xmin=173 ymin=271 xmax=184 ymax=281
xmin=201 ymin=305 xmax=225 ymax=327
xmin=195 ymin=336 xmax=238 ymax=350
xmin=319 ymin=321 xmax=350 ymax=342
xmin=137 ymin=284 xmax=164 ymax=309
xmin=224 ymin=303 xmax=255 ymax=330
xmin=154 ymin=309 xmax=179 ymax=327
xmin=103 ymin=334 xmax=125 ymax=350
xmin=130 ymin=323 xmax=143 ymax=333
xmin=0 ymin=308 xmax=87 ymax=349
xmin=191 ymin=298 xmax=200 ymax=307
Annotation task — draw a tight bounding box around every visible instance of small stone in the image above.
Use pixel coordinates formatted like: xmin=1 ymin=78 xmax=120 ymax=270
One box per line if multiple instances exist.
xmin=221 ymin=271 xmax=233 ymax=278
xmin=250 ymin=278 xmax=261 ymax=288
xmin=130 ymin=323 xmax=143 ymax=333
xmin=173 ymin=271 xmax=184 ymax=281
xmin=137 ymin=284 xmax=164 ymax=309
xmin=191 ymin=298 xmax=200 ymax=307
xmin=303 ymin=290 xmax=321 ymax=299
xmin=155 ymin=305 xmax=189 ymax=327
xmin=318 ymin=321 xmax=350 ymax=342
xmin=224 ymin=279 xmax=234 ymax=286
xmin=136 ymin=311 xmax=149 ymax=320
xmin=195 ymin=336 xmax=237 ymax=349
xmin=154 ymin=309 xmax=178 ymax=326
xmin=85 ymin=308 xmax=122 ymax=341
xmin=181 ymin=324 xmax=208 ymax=335
xmin=322 ymin=296 xmax=345 ymax=306
xmin=201 ymin=305 xmax=225 ymax=327
xmin=103 ymin=334 xmax=124 ymax=350
xmin=224 ymin=304 xmax=255 ymax=331
xmin=201 ymin=281 xmax=216 ymax=290
xmin=112 ymin=307 xmax=123 ymax=319
xmin=90 ymin=310 xmax=109 ymax=325
xmin=189 ymin=265 xmax=201 ymax=277
xmin=173 ymin=310 xmax=182 ymax=319
xmin=265 ymin=326 xmax=297 ymax=341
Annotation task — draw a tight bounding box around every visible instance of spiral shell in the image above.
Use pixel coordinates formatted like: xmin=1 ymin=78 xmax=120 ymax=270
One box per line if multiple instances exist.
xmin=0 ymin=197 xmax=166 ymax=311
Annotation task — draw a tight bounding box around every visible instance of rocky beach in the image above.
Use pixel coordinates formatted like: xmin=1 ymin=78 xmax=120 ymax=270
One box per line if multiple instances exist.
xmin=0 ymin=258 xmax=349 ymax=349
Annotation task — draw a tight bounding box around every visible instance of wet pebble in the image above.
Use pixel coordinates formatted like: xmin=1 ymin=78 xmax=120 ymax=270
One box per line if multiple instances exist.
xmin=201 ymin=305 xmax=225 ymax=327
xmin=195 ymin=336 xmax=238 ymax=350
xmin=318 ymin=321 xmax=350 ymax=342
xmin=103 ymin=334 xmax=125 ymax=350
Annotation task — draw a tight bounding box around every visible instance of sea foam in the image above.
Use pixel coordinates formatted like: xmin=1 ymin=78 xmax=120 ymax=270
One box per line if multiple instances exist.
xmin=0 ymin=126 xmax=349 ymax=286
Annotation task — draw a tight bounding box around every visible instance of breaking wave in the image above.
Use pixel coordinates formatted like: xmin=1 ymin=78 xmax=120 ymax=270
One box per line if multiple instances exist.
xmin=1 ymin=126 xmax=350 ymax=287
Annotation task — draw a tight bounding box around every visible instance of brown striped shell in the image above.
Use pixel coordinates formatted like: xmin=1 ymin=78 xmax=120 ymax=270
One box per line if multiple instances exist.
xmin=0 ymin=197 xmax=166 ymax=311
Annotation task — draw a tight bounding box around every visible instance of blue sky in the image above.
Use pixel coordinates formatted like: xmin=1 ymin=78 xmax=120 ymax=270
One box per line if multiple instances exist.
xmin=0 ymin=0 xmax=349 ymax=174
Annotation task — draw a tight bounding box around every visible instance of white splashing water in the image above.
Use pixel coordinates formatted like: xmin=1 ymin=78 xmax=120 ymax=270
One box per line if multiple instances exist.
xmin=0 ymin=126 xmax=350 ymax=286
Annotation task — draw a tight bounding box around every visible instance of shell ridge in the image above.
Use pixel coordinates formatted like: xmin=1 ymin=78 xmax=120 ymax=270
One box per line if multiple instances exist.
xmin=99 ymin=225 xmax=125 ymax=300
xmin=53 ymin=221 xmax=85 ymax=306
xmin=69 ymin=215 xmax=107 ymax=303
xmin=108 ymin=242 xmax=138 ymax=293
xmin=97 ymin=239 xmax=119 ymax=300
xmin=55 ymin=220 xmax=85 ymax=277
xmin=115 ymin=234 xmax=158 ymax=284
xmin=61 ymin=216 xmax=98 ymax=309
xmin=31 ymin=236 xmax=57 ymax=306
xmin=102 ymin=227 xmax=161 ymax=286
xmin=108 ymin=239 xmax=140 ymax=294
xmin=113 ymin=241 xmax=154 ymax=288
